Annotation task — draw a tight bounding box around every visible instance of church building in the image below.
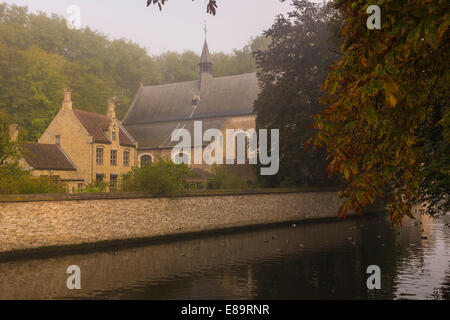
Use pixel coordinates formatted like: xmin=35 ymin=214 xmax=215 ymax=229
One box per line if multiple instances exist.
xmin=122 ymin=40 xmax=260 ymax=180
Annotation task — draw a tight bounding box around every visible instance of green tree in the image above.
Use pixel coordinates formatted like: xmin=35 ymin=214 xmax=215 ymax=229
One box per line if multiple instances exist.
xmin=123 ymin=159 xmax=192 ymax=196
xmin=311 ymin=0 xmax=449 ymax=226
xmin=0 ymin=110 xmax=65 ymax=195
xmin=0 ymin=46 xmax=68 ymax=140
xmin=254 ymin=0 xmax=343 ymax=187
xmin=0 ymin=110 xmax=18 ymax=165
xmin=155 ymin=51 xmax=199 ymax=83
xmin=0 ymin=2 xmax=161 ymax=139
xmin=208 ymin=165 xmax=253 ymax=189
xmin=154 ymin=36 xmax=263 ymax=84
xmin=0 ymin=162 xmax=67 ymax=195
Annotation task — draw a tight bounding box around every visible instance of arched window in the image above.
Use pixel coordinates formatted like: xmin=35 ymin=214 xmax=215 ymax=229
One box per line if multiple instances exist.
xmin=140 ymin=154 xmax=153 ymax=167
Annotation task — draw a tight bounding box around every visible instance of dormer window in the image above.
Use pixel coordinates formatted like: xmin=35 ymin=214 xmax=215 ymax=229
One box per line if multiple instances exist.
xmin=112 ymin=131 xmax=117 ymax=141
xmin=192 ymin=95 xmax=200 ymax=107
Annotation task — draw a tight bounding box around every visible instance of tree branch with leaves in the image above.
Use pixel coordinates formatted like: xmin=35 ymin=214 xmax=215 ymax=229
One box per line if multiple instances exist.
xmin=147 ymin=0 xmax=218 ymax=15
xmin=311 ymin=0 xmax=449 ymax=226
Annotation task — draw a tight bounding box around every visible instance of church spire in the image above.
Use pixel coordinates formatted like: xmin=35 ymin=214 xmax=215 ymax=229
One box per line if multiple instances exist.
xmin=198 ymin=24 xmax=213 ymax=76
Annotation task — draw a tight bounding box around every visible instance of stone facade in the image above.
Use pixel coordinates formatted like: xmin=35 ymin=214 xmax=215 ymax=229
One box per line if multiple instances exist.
xmin=137 ymin=114 xmax=257 ymax=171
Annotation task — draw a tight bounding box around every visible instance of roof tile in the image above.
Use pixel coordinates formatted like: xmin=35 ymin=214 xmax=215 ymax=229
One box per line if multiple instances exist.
xmin=73 ymin=109 xmax=136 ymax=147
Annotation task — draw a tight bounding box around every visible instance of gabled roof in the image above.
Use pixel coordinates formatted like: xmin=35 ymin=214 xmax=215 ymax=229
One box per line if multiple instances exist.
xmin=23 ymin=143 xmax=76 ymax=171
xmin=122 ymin=72 xmax=259 ymax=126
xmin=73 ymin=109 xmax=136 ymax=147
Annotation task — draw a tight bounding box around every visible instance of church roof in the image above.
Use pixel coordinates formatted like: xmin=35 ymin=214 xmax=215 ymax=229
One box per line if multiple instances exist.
xmin=125 ymin=118 xmax=227 ymax=150
xmin=23 ymin=143 xmax=77 ymax=171
xmin=122 ymin=72 xmax=259 ymax=126
xmin=73 ymin=109 xmax=136 ymax=147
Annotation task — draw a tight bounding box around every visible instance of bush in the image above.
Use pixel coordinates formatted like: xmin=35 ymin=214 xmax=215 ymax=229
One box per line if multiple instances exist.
xmin=81 ymin=181 xmax=109 ymax=193
xmin=0 ymin=163 xmax=66 ymax=194
xmin=122 ymin=158 xmax=192 ymax=196
xmin=208 ymin=165 xmax=256 ymax=190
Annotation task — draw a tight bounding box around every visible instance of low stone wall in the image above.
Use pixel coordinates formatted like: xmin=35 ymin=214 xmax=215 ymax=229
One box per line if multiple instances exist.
xmin=0 ymin=189 xmax=385 ymax=258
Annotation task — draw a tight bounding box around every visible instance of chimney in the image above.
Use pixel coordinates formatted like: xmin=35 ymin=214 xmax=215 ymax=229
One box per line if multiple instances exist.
xmin=62 ymin=88 xmax=72 ymax=110
xmin=107 ymin=98 xmax=116 ymax=119
xmin=9 ymin=124 xmax=19 ymax=142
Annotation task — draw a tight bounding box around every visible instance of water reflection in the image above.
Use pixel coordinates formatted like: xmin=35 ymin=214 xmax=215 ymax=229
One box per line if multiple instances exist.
xmin=0 ymin=213 xmax=449 ymax=300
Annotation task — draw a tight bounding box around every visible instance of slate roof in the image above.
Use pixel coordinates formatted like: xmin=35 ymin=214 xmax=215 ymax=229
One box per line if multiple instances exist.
xmin=73 ymin=109 xmax=136 ymax=147
xmin=23 ymin=143 xmax=77 ymax=171
xmin=122 ymin=72 xmax=259 ymax=126
xmin=125 ymin=118 xmax=227 ymax=149
xmin=122 ymin=40 xmax=260 ymax=150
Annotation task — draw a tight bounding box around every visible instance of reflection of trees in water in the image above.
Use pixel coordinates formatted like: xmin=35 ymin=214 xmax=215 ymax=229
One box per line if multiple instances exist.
xmin=248 ymin=238 xmax=398 ymax=299
xmin=440 ymin=217 xmax=450 ymax=299
xmin=248 ymin=215 xmax=438 ymax=300
xmin=78 ymin=215 xmax=450 ymax=300
xmin=1 ymin=213 xmax=448 ymax=299
xmin=390 ymin=214 xmax=450 ymax=299
xmin=439 ymin=267 xmax=450 ymax=300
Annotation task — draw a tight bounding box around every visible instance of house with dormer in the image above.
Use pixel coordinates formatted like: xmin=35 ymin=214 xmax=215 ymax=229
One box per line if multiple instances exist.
xmin=18 ymin=89 xmax=137 ymax=192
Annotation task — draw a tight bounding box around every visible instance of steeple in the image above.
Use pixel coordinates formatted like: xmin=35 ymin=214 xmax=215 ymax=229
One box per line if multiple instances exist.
xmin=198 ymin=25 xmax=213 ymax=89
xmin=199 ymin=40 xmax=213 ymax=74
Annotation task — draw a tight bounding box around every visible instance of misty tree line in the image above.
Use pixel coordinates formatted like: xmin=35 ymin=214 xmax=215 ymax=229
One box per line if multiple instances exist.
xmin=0 ymin=3 xmax=267 ymax=141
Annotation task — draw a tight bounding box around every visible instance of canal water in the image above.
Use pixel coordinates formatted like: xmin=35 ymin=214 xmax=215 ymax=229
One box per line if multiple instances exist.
xmin=0 ymin=213 xmax=449 ymax=300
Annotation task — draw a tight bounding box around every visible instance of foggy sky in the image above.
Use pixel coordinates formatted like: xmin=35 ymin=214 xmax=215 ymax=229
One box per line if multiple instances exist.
xmin=3 ymin=0 xmax=294 ymax=55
